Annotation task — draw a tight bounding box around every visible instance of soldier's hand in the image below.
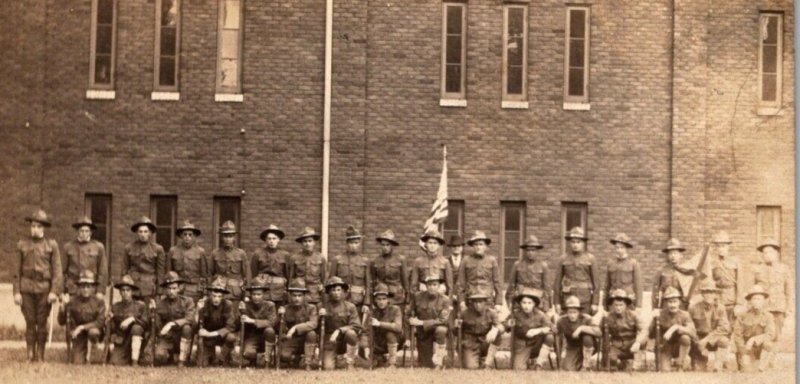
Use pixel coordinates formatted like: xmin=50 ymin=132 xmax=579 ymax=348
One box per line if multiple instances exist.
xmin=62 ymin=293 xmax=71 ymax=304
xmin=278 ymin=306 xmax=286 ymax=315
xmin=554 ymin=305 xmax=561 ymax=314
xmin=286 ymin=325 xmax=297 ymax=338
xmin=199 ymin=328 xmax=211 ymax=338
xmin=361 ymin=305 xmax=370 ymax=314
xmin=319 ymin=308 xmax=327 ymax=317
xmin=330 ymin=329 xmax=339 ymax=343
xmin=13 ymin=293 xmax=22 ymax=306
xmin=630 ymin=341 xmax=641 ymax=353
xmin=459 ymin=302 xmax=467 ymax=313
xmin=71 ymin=325 xmax=83 ymax=339
xmin=96 ymin=292 xmax=105 ymax=301
xmin=506 ymin=319 xmax=515 ymax=328
xmin=571 ymin=327 xmax=583 ymax=339
xmin=197 ymin=298 xmax=206 ymax=310
xmin=526 ymin=328 xmax=539 ymax=339
xmin=47 ymin=292 xmax=58 ymax=304
xmin=486 ymin=328 xmax=499 ymax=343
xmin=452 ymin=318 xmax=461 ymax=328
xmin=149 ymin=299 xmax=157 ymax=309
xmin=121 ymin=317 xmax=135 ymax=330
xmin=160 ymin=322 xmax=174 ymax=336
xmin=410 ymin=317 xmax=424 ymax=327
xmin=370 ymin=318 xmax=381 ymax=328
xmin=591 ymin=305 xmax=598 ymax=314
xmin=663 ymin=326 xmax=677 ymax=341
xmin=240 ymin=315 xmax=255 ymax=324
xmin=745 ymin=338 xmax=754 ymax=351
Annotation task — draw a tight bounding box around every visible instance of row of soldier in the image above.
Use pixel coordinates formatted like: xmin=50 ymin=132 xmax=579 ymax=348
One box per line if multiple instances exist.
xmin=13 ymin=209 xmax=792 ymax=372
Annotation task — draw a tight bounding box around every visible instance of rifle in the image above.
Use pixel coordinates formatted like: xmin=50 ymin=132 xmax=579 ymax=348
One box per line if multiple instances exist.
xmin=65 ymin=304 xmax=73 ymax=364
xmin=654 ymin=291 xmax=663 ymax=372
xmin=550 ymin=289 xmax=560 ymax=370
xmin=239 ymin=301 xmax=246 ymax=369
xmin=318 ymin=314 xmax=326 ymax=371
xmin=276 ymin=312 xmax=284 ymax=370
xmin=603 ymin=312 xmax=610 ymax=371
xmin=455 ymin=305 xmax=462 ymax=370
xmin=367 ymin=309 xmax=374 ymax=370
xmin=685 ymin=244 xmax=710 ymax=302
xmin=149 ymin=298 xmax=158 ymax=367
xmin=409 ymin=294 xmax=416 ymax=369
xmin=103 ymin=287 xmax=114 ymax=364
xmin=596 ymin=290 xmax=604 ymax=369
xmin=509 ymin=319 xmax=516 ymax=370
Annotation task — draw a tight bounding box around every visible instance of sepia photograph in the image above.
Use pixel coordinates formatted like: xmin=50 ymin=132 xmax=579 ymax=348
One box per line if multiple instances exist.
xmin=0 ymin=0 xmax=796 ymax=383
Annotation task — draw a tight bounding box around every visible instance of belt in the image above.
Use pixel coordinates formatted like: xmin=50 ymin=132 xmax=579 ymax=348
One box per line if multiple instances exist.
xmin=564 ymin=282 xmax=592 ymax=289
xmin=350 ymin=286 xmax=365 ymax=294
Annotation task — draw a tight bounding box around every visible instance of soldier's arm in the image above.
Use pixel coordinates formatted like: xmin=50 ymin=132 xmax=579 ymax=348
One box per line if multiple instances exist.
xmin=342 ymin=304 xmax=361 ymax=333
xmin=764 ymin=312 xmax=776 ymax=341
xmin=651 ymin=273 xmax=660 ymax=308
xmin=421 ymin=298 xmax=451 ymax=331
xmin=364 ymin=259 xmax=372 ymax=306
xmin=175 ymin=297 xmax=196 ymax=327
xmin=581 ymin=316 xmax=601 ymax=336
xmin=97 ymin=243 xmax=109 ymax=288
xmin=410 ymin=262 xmax=419 ymax=294
xmin=490 ymin=308 xmax=505 ymax=333
xmin=635 ymin=312 xmax=649 ymax=345
xmin=295 ymin=305 xmax=319 ymax=334
xmin=491 ymin=258 xmax=504 ymax=306
xmin=505 ymin=263 xmax=517 ymax=306
xmin=219 ymin=302 xmax=237 ymax=336
xmin=633 ymin=260 xmax=643 ymax=308
xmin=13 ymin=242 xmax=23 ymax=296
xmin=199 ymin=248 xmax=209 ymax=289
xmin=589 ymin=258 xmax=599 ymax=305
xmin=50 ymin=240 xmax=64 ymax=295
xmin=381 ymin=306 xmax=403 ymax=334
xmin=553 ymin=259 xmax=564 ymax=305
xmin=679 ymin=313 xmax=697 ymax=339
xmin=86 ymin=301 xmax=106 ymax=330
xmin=155 ymin=245 xmax=166 ymax=290
xmin=254 ymin=304 xmax=277 ymax=329
xmin=137 ymin=302 xmax=150 ymax=328
xmin=714 ymin=305 xmax=731 ymax=336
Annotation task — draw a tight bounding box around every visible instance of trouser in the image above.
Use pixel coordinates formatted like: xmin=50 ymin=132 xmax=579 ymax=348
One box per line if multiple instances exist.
xmin=461 ymin=333 xmax=502 ymax=369
xmin=372 ymin=330 xmax=403 ymax=367
xmin=110 ymin=324 xmax=146 ymax=365
xmin=67 ymin=328 xmax=103 ymax=364
xmin=278 ymin=331 xmax=318 ymax=367
xmin=21 ymin=292 xmax=51 ymax=360
xmin=607 ymin=338 xmax=637 ymax=371
xmin=770 ymin=311 xmax=785 ymax=341
xmin=321 ymin=329 xmax=359 ymax=369
xmin=657 ymin=334 xmax=692 ymax=372
xmin=512 ymin=334 xmax=554 ymax=370
xmin=416 ymin=326 xmax=448 ymax=368
xmin=690 ymin=333 xmax=730 ymax=371
xmin=736 ymin=338 xmax=772 ymax=372
xmin=561 ymin=335 xmax=595 ymax=371
xmin=197 ymin=333 xmax=238 ymax=366
xmin=242 ymin=328 xmax=277 ymax=365
xmin=154 ymin=324 xmax=194 ymax=365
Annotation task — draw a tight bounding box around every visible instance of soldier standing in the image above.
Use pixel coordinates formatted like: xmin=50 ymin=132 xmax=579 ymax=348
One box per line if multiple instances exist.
xmin=196 ymin=276 xmax=239 ymax=367
xmin=649 ymin=286 xmax=696 ymax=372
xmin=456 ymin=231 xmax=504 ymax=308
xmin=652 ymin=238 xmax=693 ymax=309
xmin=446 ymin=235 xmax=465 ymax=285
xmin=506 ymin=235 xmax=551 ymax=311
xmin=108 ymin=275 xmax=149 ymax=366
xmin=604 ymin=233 xmax=642 ymax=308
xmin=14 ymin=209 xmax=63 ymax=362
xmin=371 ymin=230 xmax=409 ymax=308
xmin=318 ymin=277 xmax=361 ymax=370
xmin=63 ymin=216 xmax=108 ymax=301
xmin=369 ymin=283 xmax=404 ymax=368
xmin=209 ymin=221 xmax=251 ymax=304
xmin=505 ymin=287 xmax=554 ymax=370
xmin=122 ymin=217 xmax=165 ymax=300
xmin=601 ymin=289 xmax=647 ymax=372
xmin=410 ymin=229 xmax=454 ymax=297
xmin=58 ymin=270 xmax=105 ymax=364
xmin=289 ymin=227 xmax=327 ymax=305
xmin=754 ymin=238 xmax=792 ymax=341
xmin=455 ymin=289 xmax=505 ymax=369
xmin=709 ymin=231 xmax=740 ymax=321
xmin=732 ymin=285 xmax=775 ymax=372
xmin=240 ymin=276 xmax=278 ymax=367
xmin=408 ymin=274 xmax=452 ymax=369
xmin=554 ymin=227 xmax=599 ymax=315
xmin=688 ymin=280 xmax=731 ymax=372
xmin=328 ymin=226 xmax=372 ymax=315
xmin=251 ymin=224 xmax=291 ymax=309
xmin=277 ymin=279 xmax=319 ymax=370
xmin=153 ymin=271 xmax=196 ymax=366
xmin=555 ymin=296 xmax=601 ymax=371
xmin=167 ymin=220 xmax=207 ymax=303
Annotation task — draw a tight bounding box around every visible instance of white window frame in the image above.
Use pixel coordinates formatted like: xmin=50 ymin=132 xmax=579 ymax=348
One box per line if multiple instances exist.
xmin=500 ymin=201 xmax=526 ymax=286
xmin=440 ymin=2 xmax=467 ymax=104
xmin=757 ymin=12 xmax=783 ymax=114
xmin=216 ymin=0 xmax=245 ymax=98
xmin=88 ymin=0 xmax=117 ymax=93
xmin=563 ymin=6 xmax=590 ymax=106
xmin=756 ymin=205 xmax=781 ymax=245
xmin=502 ymin=5 xmax=528 ymax=104
xmin=153 ymin=0 xmax=181 ymax=94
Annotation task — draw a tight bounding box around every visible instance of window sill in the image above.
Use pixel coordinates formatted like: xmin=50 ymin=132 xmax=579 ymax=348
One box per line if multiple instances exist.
xmin=501 ymin=100 xmax=529 ymax=109
xmin=757 ymin=106 xmax=784 ymax=116
xmin=151 ymin=91 xmax=180 ymax=101
xmin=85 ymin=89 xmax=116 ymax=100
xmin=215 ymin=93 xmax=244 ymax=103
xmin=563 ymin=102 xmax=591 ymax=111
xmin=439 ymin=98 xmax=467 ymax=108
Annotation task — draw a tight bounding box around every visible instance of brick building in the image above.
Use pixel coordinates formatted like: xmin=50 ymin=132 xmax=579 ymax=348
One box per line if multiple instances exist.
xmin=1 ymin=0 xmax=794 ymax=290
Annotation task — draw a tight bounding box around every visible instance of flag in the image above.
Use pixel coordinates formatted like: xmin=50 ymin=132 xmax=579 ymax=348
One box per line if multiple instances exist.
xmin=420 ymin=146 xmax=448 ymax=249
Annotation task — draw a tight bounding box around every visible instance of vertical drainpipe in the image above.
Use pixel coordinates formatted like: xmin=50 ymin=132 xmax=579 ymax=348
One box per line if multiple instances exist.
xmin=322 ymin=0 xmax=333 ymax=258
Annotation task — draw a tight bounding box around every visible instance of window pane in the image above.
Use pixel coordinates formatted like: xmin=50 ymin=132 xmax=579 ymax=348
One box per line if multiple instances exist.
xmin=97 ymin=25 xmax=113 ymax=54
xmin=763 ymin=16 xmax=778 ymax=44
xmin=569 ymin=9 xmax=585 ymax=38
xmin=94 ymin=55 xmax=112 ymax=84
xmin=504 ymin=231 xmax=521 ymax=258
xmin=762 ymin=74 xmax=777 ymax=101
xmin=161 ymin=0 xmax=178 ymax=26
xmin=444 ymin=209 xmax=460 ymax=231
xmin=446 ymin=6 xmax=462 ymax=34
xmin=569 ymin=40 xmax=584 ymax=67
xmin=508 ymin=36 xmax=523 ymax=66
xmin=155 ymin=200 xmax=174 ymax=226
xmin=446 ymin=35 xmax=462 ymax=64
xmin=97 ymin=0 xmax=114 ymax=24
xmin=505 ymin=208 xmax=521 ymax=231
xmin=89 ymin=198 xmax=108 ymax=223
xmin=445 ymin=65 xmax=461 ymax=93
xmin=160 ymin=27 xmax=177 ymax=56
xmin=223 ymin=0 xmax=241 ymax=29
xmin=566 ymin=209 xmax=583 ymax=230
xmin=219 ymin=59 xmax=239 ymax=87
xmin=568 ymin=68 xmax=584 ymax=96
xmin=221 ymin=30 xmax=240 ymax=59
xmin=219 ymin=201 xmax=238 ymax=224
xmin=762 ymin=45 xmax=778 ymax=73
xmin=159 ymin=57 xmax=176 ymax=86
xmin=508 ymin=8 xmax=524 ymax=35
xmin=507 ymin=67 xmax=522 ymax=94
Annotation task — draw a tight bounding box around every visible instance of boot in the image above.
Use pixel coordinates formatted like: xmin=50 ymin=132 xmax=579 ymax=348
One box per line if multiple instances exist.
xmin=387 ymin=343 xmax=399 ymax=368
xmin=303 ymin=343 xmax=316 ymax=370
xmin=131 ymin=336 xmax=143 ymax=366
xmin=432 ymin=343 xmax=447 ymax=369
xmin=535 ymin=344 xmax=552 ymax=369
xmin=678 ymin=344 xmax=691 ymax=371
xmin=263 ymin=342 xmax=274 ymax=367
xmin=36 ymin=338 xmax=46 ymax=362
xmin=26 ymin=343 xmax=36 ymax=363
xmin=581 ymin=347 xmax=594 ymax=371
xmin=483 ymin=344 xmax=497 ymax=369
xmin=178 ymin=338 xmax=191 ymax=367
xmin=345 ymin=344 xmax=358 ymax=370
xmin=86 ymin=341 xmax=94 ymax=364
xmin=758 ymin=351 xmax=771 ymax=372
xmin=220 ymin=345 xmax=232 ymax=367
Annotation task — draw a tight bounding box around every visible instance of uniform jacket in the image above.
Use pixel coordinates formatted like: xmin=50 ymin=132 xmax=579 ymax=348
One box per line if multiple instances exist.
xmin=410 ymin=253 xmax=454 ymax=295
xmin=199 ymin=299 xmax=238 ymax=337
xmin=288 ymin=250 xmax=327 ymax=303
xmin=58 ymin=295 xmax=105 ymax=331
xmin=412 ymin=291 xmax=452 ymax=332
xmin=250 ymin=246 xmax=291 ymax=302
xmin=456 ymin=253 xmax=503 ymax=305
xmin=554 ymin=252 xmax=599 ymax=305
xmin=283 ymin=303 xmax=318 ymax=335
xmin=604 ymin=257 xmax=642 ymax=307
xmin=122 ymin=240 xmax=166 ymax=297
xmin=63 ymin=239 xmax=108 ymax=294
xmin=506 ymin=258 xmax=551 ymax=307
xmin=329 ymin=251 xmax=372 ymax=305
xmin=14 ymin=237 xmax=63 ymax=295
xmin=371 ymin=253 xmax=409 ymax=304
xmin=689 ymin=300 xmax=730 ymax=337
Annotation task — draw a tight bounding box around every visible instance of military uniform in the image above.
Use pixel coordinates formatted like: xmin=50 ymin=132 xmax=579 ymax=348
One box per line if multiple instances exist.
xmin=369 ymin=283 xmax=404 ymax=368
xmin=319 ymin=277 xmax=362 ymax=370
xmin=123 ymin=217 xmax=166 ymax=300
xmin=63 ymin=216 xmax=108 ymax=296
xmin=278 ymin=279 xmax=319 ymax=369
xmin=505 ymin=288 xmax=554 ymax=370
xmin=153 ymin=272 xmax=196 ymax=366
xmin=289 ymin=227 xmax=327 ymax=304
xmin=732 ymin=285 xmax=775 ymax=372
xmin=57 ymin=271 xmax=105 ymax=364
xmin=14 ymin=209 xmax=63 ymax=362
xmin=209 ymin=221 xmax=250 ymax=303
xmin=458 ymin=290 xmax=505 ymax=369
xmin=410 ymin=229 xmax=454 ymax=295
xmin=167 ymin=221 xmax=208 ymax=302
xmin=506 ymin=235 xmax=551 ymax=310
xmin=446 ymin=235 xmax=465 ymax=283
xmin=554 ymin=228 xmax=599 ymax=315
xmin=601 ymin=290 xmax=648 ymax=371
xmin=754 ymin=238 xmax=791 ymax=341
xmin=605 ymin=233 xmax=642 ymax=308
xmin=196 ymin=279 xmax=238 ymax=367
xmin=457 ymin=231 xmax=504 ymax=307
xmin=651 ymin=239 xmax=693 ymax=309
xmin=688 ymin=282 xmax=731 ymax=371
xmin=708 ymin=232 xmax=740 ymax=321
xmin=411 ymin=276 xmax=452 ymax=368
xmin=240 ymin=277 xmax=278 ymax=366
xmin=372 ymin=230 xmax=409 ymax=306
xmin=556 ymin=296 xmax=601 ymax=371
xmin=108 ymin=275 xmax=149 ymax=366
xmin=329 ymin=227 xmax=372 ymax=307
xmin=251 ymin=224 xmax=291 ymax=306
xmin=648 ymin=287 xmax=697 ymax=372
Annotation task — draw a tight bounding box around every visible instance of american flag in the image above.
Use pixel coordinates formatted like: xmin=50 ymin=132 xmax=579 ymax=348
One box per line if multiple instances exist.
xmin=420 ymin=145 xmax=448 ymax=248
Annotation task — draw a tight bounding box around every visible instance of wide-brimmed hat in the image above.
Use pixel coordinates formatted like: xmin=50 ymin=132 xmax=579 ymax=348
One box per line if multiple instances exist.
xmin=420 ymin=228 xmax=445 ymax=245
xmin=514 ymin=287 xmax=543 ymax=306
xmin=72 ymin=215 xmax=97 ymax=231
xmin=698 ymin=280 xmax=720 ymax=293
xmin=373 ymin=283 xmax=394 ymax=298
xmin=466 ymin=230 xmax=492 ymax=246
xmin=160 ymin=271 xmax=186 ymax=287
xmin=219 ymin=220 xmax=237 ymax=234
xmin=661 ymin=238 xmax=686 ymax=253
xmin=662 ymin=286 xmax=682 ymax=300
xmin=564 ymin=227 xmax=588 ymax=241
xmin=246 ymin=276 xmax=270 ymax=291
xmin=609 ymin=233 xmax=633 ymax=248
xmin=130 ymin=216 xmax=157 ymax=233
xmin=375 ymin=229 xmax=399 ymax=246
xmin=176 ymin=220 xmax=201 ymax=236
xmin=422 ymin=274 xmax=444 ymax=284
xmin=607 ymin=289 xmax=633 ymax=305
xmin=520 ymin=235 xmax=544 ymax=250
xmin=757 ymin=238 xmax=780 ymax=252
xmin=25 ymin=209 xmax=52 ymax=227
xmin=563 ymin=295 xmax=581 ymax=309
xmin=260 ymin=224 xmax=285 ymax=241
xmin=745 ymin=285 xmax=769 ymax=300
xmin=466 ymin=288 xmax=490 ymax=301
xmin=78 ymin=270 xmax=99 ymax=285
xmin=206 ymin=276 xmax=231 ymax=294
xmin=345 ymin=226 xmax=363 ymax=241
xmin=295 ymin=226 xmax=321 ymax=243
xmin=711 ymin=231 xmax=732 ymax=244
xmin=447 ymin=235 xmax=465 ymax=247
xmin=114 ymin=275 xmax=140 ymax=290
xmin=324 ymin=276 xmax=349 ymax=291
xmin=288 ymin=278 xmax=310 ymax=293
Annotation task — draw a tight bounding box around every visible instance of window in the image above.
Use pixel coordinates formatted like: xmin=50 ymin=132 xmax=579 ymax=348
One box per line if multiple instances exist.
xmin=440 ymin=200 xmax=465 ymax=244
xmin=150 ymin=196 xmax=177 ymax=252
xmin=216 ymin=0 xmax=244 ymax=95
xmin=84 ymin=194 xmax=112 ymax=253
xmin=154 ymin=0 xmax=181 ymax=91
xmin=756 ymin=206 xmax=781 ymax=246
xmin=89 ymin=0 xmax=117 ymax=89
xmin=213 ymin=196 xmax=241 ymax=247
xmin=561 ymin=202 xmax=587 ymax=253
xmin=758 ymin=13 xmax=782 ymax=110
xmin=501 ymin=202 xmax=526 ymax=284
xmin=564 ymin=6 xmax=590 ymax=104
xmin=441 ymin=3 xmax=467 ymax=102
xmin=502 ymin=5 xmax=527 ymax=102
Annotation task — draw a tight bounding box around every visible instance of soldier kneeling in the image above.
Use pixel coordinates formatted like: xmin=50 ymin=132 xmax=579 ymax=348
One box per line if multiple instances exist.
xmin=600 ymin=289 xmax=647 ymax=372
xmin=556 ymin=295 xmax=601 ymax=371
xmin=58 ymin=271 xmax=105 ymax=364
xmin=505 ymin=287 xmax=554 ymax=370
xmin=197 ymin=276 xmax=238 ymax=366
xmin=733 ymin=285 xmax=775 ymax=372
xmin=319 ymin=277 xmax=361 ymax=370
xmin=153 ymin=272 xmax=196 ymax=366
xmin=649 ymin=287 xmax=696 ymax=371
xmin=369 ymin=283 xmax=404 ymax=368
xmin=688 ymin=281 xmax=731 ymax=372
xmin=456 ymin=289 xmax=505 ymax=369
xmin=240 ymin=276 xmax=277 ymax=367
xmin=278 ymin=279 xmax=318 ymax=370
xmin=108 ymin=275 xmax=149 ymax=366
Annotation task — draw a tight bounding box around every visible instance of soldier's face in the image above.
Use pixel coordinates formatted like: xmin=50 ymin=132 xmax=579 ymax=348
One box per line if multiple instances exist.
xmin=471 ymin=241 xmax=487 ymax=255
xmin=450 ymin=245 xmax=463 ymax=256
xmin=569 ymin=239 xmax=584 ymax=253
xmin=209 ymin=291 xmax=224 ymax=306
xmin=614 ymin=243 xmax=628 ymax=258
xmin=425 ymin=281 xmax=440 ymax=292
xmin=519 ymin=297 xmax=535 ymax=313
xmin=136 ymin=226 xmax=151 ymax=242
xmin=749 ymin=295 xmax=766 ymax=310
xmin=612 ymin=300 xmax=627 ymax=314
xmin=702 ymin=291 xmax=716 ymax=304
xmin=120 ymin=287 xmax=134 ymax=301
xmin=79 ymin=284 xmax=95 ymax=298
xmin=714 ymin=243 xmax=730 ymax=257
xmin=302 ymin=238 xmax=316 ymax=252
xmin=379 ymin=241 xmax=393 ymax=255
xmin=222 ymin=233 xmax=236 ymax=247
xmin=165 ymin=283 xmax=180 ymax=298
xmin=30 ymin=222 xmax=44 ymax=239
xmin=666 ymin=298 xmax=681 ymax=312
xmin=328 ymin=286 xmax=344 ymax=301
xmin=250 ymin=290 xmax=264 ymax=303
xmin=667 ymin=250 xmax=682 ymax=265
xmin=470 ymin=299 xmax=487 ymax=312
xmin=375 ymin=295 xmax=389 ymax=309
xmin=346 ymin=239 xmax=361 ymax=252
xmin=763 ymin=247 xmax=779 ymax=264
xmin=180 ymin=231 xmax=195 ymax=246
xmin=265 ymin=233 xmax=280 ymax=249
xmin=77 ymin=226 xmax=92 ymax=242
xmin=566 ymin=308 xmax=580 ymax=321
xmin=524 ymin=248 xmax=537 ymax=260
xmin=426 ymin=239 xmax=440 ymax=254
xmin=290 ymin=291 xmax=305 ymax=305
